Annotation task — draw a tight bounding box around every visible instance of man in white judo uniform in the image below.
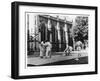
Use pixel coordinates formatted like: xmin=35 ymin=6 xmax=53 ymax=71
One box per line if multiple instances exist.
xmin=39 ymin=41 xmax=45 ymax=58
xmin=44 ymin=41 xmax=52 ymax=58
xmin=63 ymin=45 xmax=73 ymax=56
xmin=75 ymin=41 xmax=82 ymax=60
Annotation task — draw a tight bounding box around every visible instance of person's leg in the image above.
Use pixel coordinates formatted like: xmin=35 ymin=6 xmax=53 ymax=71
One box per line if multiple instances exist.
xmin=40 ymin=50 xmax=43 ymax=58
xmin=67 ymin=48 xmax=70 ymax=56
xmin=64 ymin=48 xmax=68 ymax=56
xmin=46 ymin=48 xmax=51 ymax=58
xmin=49 ymin=51 xmax=52 ymax=58
xmin=46 ymin=49 xmax=49 ymax=58
xmin=78 ymin=46 xmax=81 ymax=57
xmin=75 ymin=46 xmax=80 ymax=60
xmin=69 ymin=47 xmax=72 ymax=55
xmin=63 ymin=49 xmax=66 ymax=56
xmin=43 ymin=48 xmax=46 ymax=58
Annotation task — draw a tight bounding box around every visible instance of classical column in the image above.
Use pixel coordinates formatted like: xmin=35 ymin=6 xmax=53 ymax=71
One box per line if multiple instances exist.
xmin=73 ymin=37 xmax=75 ymax=50
xmin=27 ymin=14 xmax=30 ymax=52
xmin=64 ymin=22 xmax=68 ymax=48
xmin=45 ymin=20 xmax=48 ymax=41
xmin=55 ymin=26 xmax=57 ymax=42
xmin=34 ymin=15 xmax=37 ymax=50
xmin=38 ymin=16 xmax=41 ymax=42
xmin=35 ymin=15 xmax=39 ymax=36
xmin=35 ymin=15 xmax=39 ymax=50
xmin=56 ymin=17 xmax=61 ymax=50
xmin=47 ymin=17 xmax=52 ymax=42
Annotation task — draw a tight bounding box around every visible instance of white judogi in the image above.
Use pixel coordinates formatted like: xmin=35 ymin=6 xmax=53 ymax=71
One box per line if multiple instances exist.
xmin=39 ymin=41 xmax=45 ymax=57
xmin=64 ymin=46 xmax=73 ymax=56
xmin=75 ymin=41 xmax=82 ymax=50
xmin=75 ymin=41 xmax=82 ymax=60
xmin=44 ymin=42 xmax=52 ymax=58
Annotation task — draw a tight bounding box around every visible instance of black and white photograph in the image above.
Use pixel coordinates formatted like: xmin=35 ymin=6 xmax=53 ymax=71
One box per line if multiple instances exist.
xmin=11 ymin=1 xmax=97 ymax=79
xmin=27 ymin=13 xmax=89 ymax=66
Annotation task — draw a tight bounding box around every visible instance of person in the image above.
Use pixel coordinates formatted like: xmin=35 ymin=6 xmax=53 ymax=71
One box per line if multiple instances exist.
xmin=75 ymin=41 xmax=82 ymax=50
xmin=44 ymin=41 xmax=52 ymax=58
xmin=39 ymin=41 xmax=45 ymax=58
xmin=75 ymin=41 xmax=82 ymax=60
xmin=63 ymin=46 xmax=73 ymax=56
xmin=84 ymin=40 xmax=88 ymax=49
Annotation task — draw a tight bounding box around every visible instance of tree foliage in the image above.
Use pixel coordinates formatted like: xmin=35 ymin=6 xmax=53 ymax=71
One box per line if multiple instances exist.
xmin=73 ymin=16 xmax=88 ymax=42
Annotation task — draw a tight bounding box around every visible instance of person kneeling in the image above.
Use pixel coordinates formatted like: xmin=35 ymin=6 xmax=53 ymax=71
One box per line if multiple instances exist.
xmin=63 ymin=46 xmax=73 ymax=56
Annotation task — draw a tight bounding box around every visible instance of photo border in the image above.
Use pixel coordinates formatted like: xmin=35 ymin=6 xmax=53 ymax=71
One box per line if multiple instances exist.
xmin=11 ymin=1 xmax=98 ymax=79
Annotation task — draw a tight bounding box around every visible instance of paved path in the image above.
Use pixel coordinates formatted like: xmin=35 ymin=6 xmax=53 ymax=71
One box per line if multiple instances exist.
xmin=27 ymin=49 xmax=88 ymax=66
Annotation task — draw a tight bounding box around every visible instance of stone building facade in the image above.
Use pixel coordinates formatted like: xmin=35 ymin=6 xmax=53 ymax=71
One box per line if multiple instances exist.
xmin=27 ymin=14 xmax=72 ymax=53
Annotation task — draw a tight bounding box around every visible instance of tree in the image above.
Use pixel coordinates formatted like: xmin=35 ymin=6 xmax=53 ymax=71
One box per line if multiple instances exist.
xmin=73 ymin=16 xmax=88 ymax=43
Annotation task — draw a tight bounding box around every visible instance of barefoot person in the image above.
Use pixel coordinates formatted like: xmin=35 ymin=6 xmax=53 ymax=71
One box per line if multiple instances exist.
xmin=63 ymin=46 xmax=73 ymax=56
xmin=39 ymin=41 xmax=45 ymax=58
xmin=75 ymin=41 xmax=82 ymax=60
xmin=44 ymin=40 xmax=52 ymax=58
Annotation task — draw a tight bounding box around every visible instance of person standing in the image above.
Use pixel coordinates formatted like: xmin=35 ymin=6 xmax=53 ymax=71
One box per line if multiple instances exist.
xmin=75 ymin=41 xmax=82 ymax=60
xmin=75 ymin=41 xmax=82 ymax=50
xmin=44 ymin=41 xmax=52 ymax=58
xmin=39 ymin=41 xmax=45 ymax=58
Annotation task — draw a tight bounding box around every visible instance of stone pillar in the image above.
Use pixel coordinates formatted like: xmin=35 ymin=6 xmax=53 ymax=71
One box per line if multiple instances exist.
xmin=38 ymin=16 xmax=41 ymax=42
xmin=35 ymin=15 xmax=39 ymax=50
xmin=38 ymin=23 xmax=41 ymax=42
xmin=27 ymin=14 xmax=30 ymax=51
xmin=64 ymin=23 xmax=68 ymax=48
xmin=56 ymin=18 xmax=61 ymax=50
xmin=73 ymin=38 xmax=75 ymax=50
xmin=45 ymin=21 xmax=48 ymax=41
xmin=48 ymin=18 xmax=52 ymax=42
xmin=34 ymin=15 xmax=37 ymax=50
xmin=27 ymin=14 xmax=29 ymax=33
